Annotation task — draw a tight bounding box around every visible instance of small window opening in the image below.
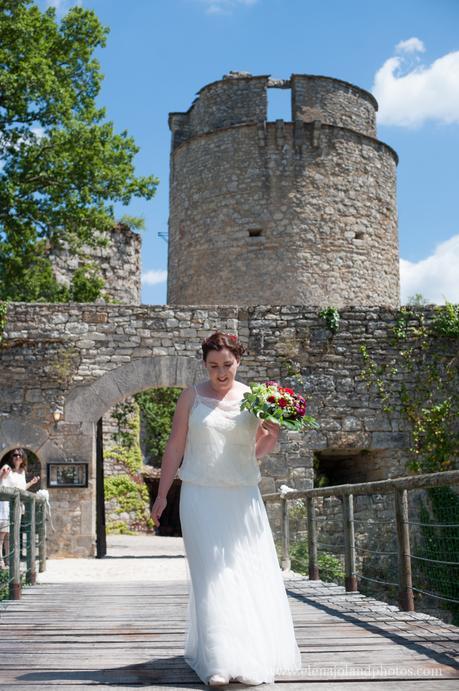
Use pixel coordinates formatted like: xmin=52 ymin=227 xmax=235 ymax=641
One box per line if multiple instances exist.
xmin=248 ymin=229 xmax=263 ymax=238
xmin=267 ymin=88 xmax=291 ymax=122
xmin=355 ymin=231 xmax=364 ymax=240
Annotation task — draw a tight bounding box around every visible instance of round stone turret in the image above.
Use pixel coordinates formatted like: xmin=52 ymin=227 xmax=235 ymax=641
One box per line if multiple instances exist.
xmin=167 ymin=72 xmax=400 ymax=307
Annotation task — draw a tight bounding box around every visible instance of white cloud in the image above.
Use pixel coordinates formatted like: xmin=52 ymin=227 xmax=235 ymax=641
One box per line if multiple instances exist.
xmin=198 ymin=0 xmax=258 ymax=15
xmin=45 ymin=0 xmax=82 ymax=13
xmin=400 ymin=234 xmax=459 ymax=304
xmin=372 ymin=39 xmax=459 ymax=126
xmin=141 ymin=269 xmax=168 ymax=286
xmin=395 ymin=37 xmax=425 ymax=54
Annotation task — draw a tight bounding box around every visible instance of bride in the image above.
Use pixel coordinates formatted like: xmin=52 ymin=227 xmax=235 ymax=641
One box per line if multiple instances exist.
xmin=151 ymin=331 xmax=302 ymax=686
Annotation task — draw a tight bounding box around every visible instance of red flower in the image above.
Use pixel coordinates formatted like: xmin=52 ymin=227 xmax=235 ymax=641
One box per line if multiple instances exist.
xmin=279 ymin=398 xmax=287 ymax=408
xmin=283 ymin=388 xmax=294 ymax=395
xmin=267 ymin=396 xmax=276 ymax=403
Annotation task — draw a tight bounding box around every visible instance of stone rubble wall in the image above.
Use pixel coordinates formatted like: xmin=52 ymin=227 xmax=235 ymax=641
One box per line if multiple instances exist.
xmin=291 ymin=74 xmax=377 ymax=136
xmin=168 ymin=72 xmax=398 ymax=308
xmin=168 ymin=121 xmax=398 ymax=307
xmin=169 ymin=74 xmax=269 ymax=147
xmin=49 ymin=223 xmax=141 ymax=305
xmin=1 ymin=302 xmax=457 ymax=602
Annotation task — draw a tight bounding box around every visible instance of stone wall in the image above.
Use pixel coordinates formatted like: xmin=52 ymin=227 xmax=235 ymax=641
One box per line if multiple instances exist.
xmin=167 ymin=72 xmax=399 ymax=308
xmin=49 ymin=223 xmax=141 ymax=305
xmin=169 ymin=73 xmax=269 ymax=147
xmin=291 ymin=74 xmax=377 ymax=136
xmin=168 ymin=122 xmax=398 ymax=307
xmin=1 ymin=302 xmax=457 ymax=560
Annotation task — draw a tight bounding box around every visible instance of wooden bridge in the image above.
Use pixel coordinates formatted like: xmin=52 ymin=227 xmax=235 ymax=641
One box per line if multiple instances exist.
xmin=0 ymin=535 xmax=458 ymax=690
xmin=1 ymin=471 xmax=459 ymax=689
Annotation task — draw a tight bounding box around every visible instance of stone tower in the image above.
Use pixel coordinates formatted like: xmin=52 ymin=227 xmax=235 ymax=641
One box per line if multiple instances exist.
xmin=49 ymin=222 xmax=141 ymax=304
xmin=167 ymin=72 xmax=400 ymax=307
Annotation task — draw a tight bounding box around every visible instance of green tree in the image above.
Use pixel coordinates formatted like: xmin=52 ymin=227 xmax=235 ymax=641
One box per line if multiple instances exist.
xmin=406 ymin=293 xmax=428 ymax=307
xmin=0 ymin=0 xmax=158 ymax=301
xmin=135 ymin=387 xmax=182 ymax=466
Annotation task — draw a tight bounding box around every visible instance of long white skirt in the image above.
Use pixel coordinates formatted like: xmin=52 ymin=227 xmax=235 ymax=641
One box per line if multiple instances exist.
xmin=179 ymin=481 xmax=302 ymax=685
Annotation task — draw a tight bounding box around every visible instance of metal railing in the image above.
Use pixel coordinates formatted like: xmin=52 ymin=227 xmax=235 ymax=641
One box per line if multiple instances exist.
xmin=0 ymin=487 xmax=47 ymax=601
xmin=262 ymin=469 xmax=459 ymax=612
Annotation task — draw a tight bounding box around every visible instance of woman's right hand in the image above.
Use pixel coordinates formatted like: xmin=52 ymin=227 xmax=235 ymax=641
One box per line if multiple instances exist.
xmin=151 ymin=495 xmax=167 ymax=528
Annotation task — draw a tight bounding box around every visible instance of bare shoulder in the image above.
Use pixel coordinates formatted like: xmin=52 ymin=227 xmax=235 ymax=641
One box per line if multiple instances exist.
xmin=169 ymin=388 xmax=195 ymax=432
xmin=177 ymin=386 xmax=195 ymax=405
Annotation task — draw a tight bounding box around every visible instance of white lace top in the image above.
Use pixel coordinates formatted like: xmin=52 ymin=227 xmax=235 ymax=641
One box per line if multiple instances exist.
xmin=177 ymin=386 xmax=261 ymax=487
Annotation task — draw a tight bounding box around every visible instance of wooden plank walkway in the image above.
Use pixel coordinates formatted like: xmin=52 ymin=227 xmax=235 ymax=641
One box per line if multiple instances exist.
xmin=0 ymin=577 xmax=458 ymax=690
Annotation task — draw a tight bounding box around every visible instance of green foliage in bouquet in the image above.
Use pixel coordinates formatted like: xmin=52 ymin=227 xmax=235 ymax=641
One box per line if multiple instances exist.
xmin=240 ymin=382 xmax=319 ymax=432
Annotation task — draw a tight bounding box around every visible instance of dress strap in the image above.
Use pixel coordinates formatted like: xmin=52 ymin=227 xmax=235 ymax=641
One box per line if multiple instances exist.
xmin=191 ymin=384 xmax=200 ymax=411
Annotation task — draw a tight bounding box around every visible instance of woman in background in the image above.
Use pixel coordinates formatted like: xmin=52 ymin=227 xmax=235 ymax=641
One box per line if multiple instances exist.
xmin=8 ymin=448 xmax=40 ymax=493
xmin=0 ymin=462 xmax=13 ymax=569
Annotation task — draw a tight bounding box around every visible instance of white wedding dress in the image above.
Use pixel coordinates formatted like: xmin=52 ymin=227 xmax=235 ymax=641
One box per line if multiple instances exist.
xmin=178 ymin=387 xmax=302 ymax=685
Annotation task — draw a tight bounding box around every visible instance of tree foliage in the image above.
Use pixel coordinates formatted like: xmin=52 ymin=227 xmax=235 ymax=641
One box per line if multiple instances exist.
xmin=135 ymin=387 xmax=182 ymax=466
xmin=0 ymin=0 xmax=158 ymax=301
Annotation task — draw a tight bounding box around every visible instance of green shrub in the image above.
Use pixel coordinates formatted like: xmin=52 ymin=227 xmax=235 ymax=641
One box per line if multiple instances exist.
xmin=289 ymin=538 xmax=344 ymax=584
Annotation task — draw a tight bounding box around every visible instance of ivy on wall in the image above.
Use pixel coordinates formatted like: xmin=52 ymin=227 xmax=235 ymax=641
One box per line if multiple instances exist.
xmin=104 ymin=474 xmax=153 ymax=534
xmin=0 ymin=301 xmax=8 ymax=347
xmin=359 ymin=301 xmax=459 ymax=622
xmin=104 ymin=399 xmax=153 ymax=533
xmin=359 ymin=302 xmax=459 ymax=474
xmin=319 ymin=306 xmax=340 ymax=334
xmin=103 ymin=391 xmax=182 ymax=533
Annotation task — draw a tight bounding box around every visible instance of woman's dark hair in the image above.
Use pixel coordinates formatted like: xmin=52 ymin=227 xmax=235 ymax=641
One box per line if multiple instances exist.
xmin=202 ymin=331 xmax=245 ymax=362
xmin=9 ymin=448 xmax=27 ymax=472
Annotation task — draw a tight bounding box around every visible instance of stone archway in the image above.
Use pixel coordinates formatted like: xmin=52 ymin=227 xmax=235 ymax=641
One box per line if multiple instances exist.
xmin=0 ymin=419 xmax=67 ymax=482
xmin=56 ymin=355 xmax=202 ymax=557
xmin=65 ymin=355 xmax=201 ymax=424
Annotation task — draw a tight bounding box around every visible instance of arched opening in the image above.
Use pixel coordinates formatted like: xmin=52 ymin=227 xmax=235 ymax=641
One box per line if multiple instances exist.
xmin=0 ymin=447 xmax=42 ymax=491
xmin=0 ymin=447 xmax=42 ymax=573
xmin=101 ymin=387 xmax=183 ymax=543
xmin=64 ymin=355 xmax=201 ymax=559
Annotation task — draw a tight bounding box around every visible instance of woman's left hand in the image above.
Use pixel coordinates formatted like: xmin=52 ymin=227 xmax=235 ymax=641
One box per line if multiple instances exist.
xmin=261 ymin=419 xmax=281 ymax=437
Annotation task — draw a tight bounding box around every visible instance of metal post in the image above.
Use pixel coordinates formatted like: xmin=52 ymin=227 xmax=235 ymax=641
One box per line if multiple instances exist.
xmin=25 ymin=495 xmax=37 ymax=585
xmin=306 ymin=496 xmax=319 ymax=580
xmin=342 ymin=493 xmax=358 ymax=591
xmin=37 ymin=501 xmax=47 ymax=573
xmin=9 ymin=491 xmax=22 ymax=600
xmin=281 ymin=498 xmax=291 ymax=571
xmin=395 ymin=488 xmax=414 ymax=611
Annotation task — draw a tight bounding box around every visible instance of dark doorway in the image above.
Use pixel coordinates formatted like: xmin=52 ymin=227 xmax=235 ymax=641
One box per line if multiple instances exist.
xmin=96 ymin=417 xmax=106 ymax=558
xmin=314 ymin=448 xmax=389 ymax=487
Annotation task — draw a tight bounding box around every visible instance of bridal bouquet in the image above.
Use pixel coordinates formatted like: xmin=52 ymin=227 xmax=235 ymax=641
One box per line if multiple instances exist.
xmin=240 ymin=381 xmax=319 ymax=432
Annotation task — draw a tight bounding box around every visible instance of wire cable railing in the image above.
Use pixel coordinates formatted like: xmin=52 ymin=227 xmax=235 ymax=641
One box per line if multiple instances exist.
xmin=262 ymin=469 xmax=459 ymax=615
xmin=0 ymin=487 xmax=47 ymax=601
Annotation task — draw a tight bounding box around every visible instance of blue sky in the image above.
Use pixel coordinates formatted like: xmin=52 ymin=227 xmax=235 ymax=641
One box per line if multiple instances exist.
xmin=44 ymin=0 xmax=459 ymax=305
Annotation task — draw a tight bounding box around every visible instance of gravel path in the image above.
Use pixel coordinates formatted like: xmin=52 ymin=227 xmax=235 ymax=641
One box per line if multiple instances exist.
xmin=37 ymin=534 xmax=189 ymax=583
xmin=37 ymin=534 xmax=303 ymax=584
